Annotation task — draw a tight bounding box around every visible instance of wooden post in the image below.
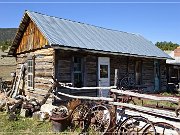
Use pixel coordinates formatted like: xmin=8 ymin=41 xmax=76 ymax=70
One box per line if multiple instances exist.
xmin=114 ymin=92 xmax=118 ymax=122
xmin=13 ymin=64 xmax=25 ymax=98
xmin=114 ymin=69 xmax=118 ymax=87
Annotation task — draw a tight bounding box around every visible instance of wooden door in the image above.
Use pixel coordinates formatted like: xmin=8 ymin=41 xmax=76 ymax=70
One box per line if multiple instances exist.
xmin=98 ymin=57 xmax=110 ymax=97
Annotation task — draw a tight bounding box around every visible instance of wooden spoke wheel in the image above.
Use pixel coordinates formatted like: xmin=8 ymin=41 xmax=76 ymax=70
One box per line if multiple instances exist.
xmin=70 ymin=103 xmax=89 ymax=132
xmin=120 ymin=77 xmax=135 ymax=90
xmin=145 ymin=122 xmax=180 ymax=135
xmin=117 ymin=116 xmax=156 ymax=135
xmin=86 ymin=104 xmax=111 ymax=135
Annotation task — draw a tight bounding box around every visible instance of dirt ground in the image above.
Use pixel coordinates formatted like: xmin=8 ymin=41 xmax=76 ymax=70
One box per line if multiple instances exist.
xmin=0 ymin=65 xmax=16 ymax=80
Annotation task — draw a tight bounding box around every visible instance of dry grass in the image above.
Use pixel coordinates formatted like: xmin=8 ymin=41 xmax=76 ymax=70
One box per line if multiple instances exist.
xmin=0 ymin=49 xmax=16 ymax=80
xmin=0 ymin=65 xmax=16 ymax=80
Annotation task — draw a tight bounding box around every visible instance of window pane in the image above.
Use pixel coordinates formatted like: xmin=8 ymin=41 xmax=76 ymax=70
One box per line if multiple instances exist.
xmin=74 ymin=63 xmax=81 ymax=72
xmin=74 ymin=57 xmax=81 ymax=63
xmin=73 ymin=57 xmax=83 ymax=87
xmin=74 ymin=73 xmax=82 ymax=87
xmin=100 ymin=65 xmax=108 ymax=78
xmin=27 ymin=58 xmax=34 ymax=88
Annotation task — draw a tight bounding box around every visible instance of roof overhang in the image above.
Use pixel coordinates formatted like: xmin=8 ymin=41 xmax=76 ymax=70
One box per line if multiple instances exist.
xmin=48 ymin=44 xmax=172 ymax=60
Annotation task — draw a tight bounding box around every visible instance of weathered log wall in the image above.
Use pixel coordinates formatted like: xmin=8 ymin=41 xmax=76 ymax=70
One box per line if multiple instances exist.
xmin=142 ymin=59 xmax=155 ymax=91
xmin=160 ymin=60 xmax=167 ymax=91
xmin=16 ymin=20 xmax=48 ymax=54
xmin=15 ymin=47 xmax=167 ymax=103
xmin=55 ymin=50 xmax=97 ymax=97
xmin=16 ymin=48 xmax=54 ymax=103
xmin=55 ymin=50 xmax=168 ymax=96
xmin=110 ymin=56 xmax=167 ymax=92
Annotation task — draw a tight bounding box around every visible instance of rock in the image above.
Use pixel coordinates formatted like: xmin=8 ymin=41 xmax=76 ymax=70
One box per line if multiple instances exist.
xmin=32 ymin=111 xmax=50 ymax=121
xmin=40 ymin=103 xmax=58 ymax=116
xmin=20 ymin=108 xmax=29 ymax=117
xmin=32 ymin=111 xmax=41 ymax=120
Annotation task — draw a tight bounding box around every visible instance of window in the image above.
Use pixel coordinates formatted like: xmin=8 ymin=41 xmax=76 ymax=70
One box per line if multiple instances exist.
xmin=100 ymin=65 xmax=108 ymax=78
xmin=73 ymin=57 xmax=83 ymax=87
xmin=27 ymin=58 xmax=34 ymax=89
xmin=135 ymin=61 xmax=142 ymax=85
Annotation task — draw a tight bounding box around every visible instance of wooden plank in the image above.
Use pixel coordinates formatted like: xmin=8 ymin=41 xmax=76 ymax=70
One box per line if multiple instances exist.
xmin=111 ymin=89 xmax=179 ymax=103
xmin=35 ymin=84 xmax=51 ymax=90
xmin=34 ymin=77 xmax=52 ymax=84
xmin=110 ymin=102 xmax=180 ymax=120
xmin=61 ymin=85 xmax=116 ymax=90
xmin=35 ymin=65 xmax=53 ymax=70
xmin=124 ymin=109 xmax=180 ymax=128
xmin=17 ymin=20 xmax=49 ymax=53
xmin=33 ymin=48 xmax=54 ymax=55
xmin=35 ymin=72 xmax=53 ymax=77
xmin=12 ymin=64 xmax=25 ymax=97
xmin=114 ymin=69 xmax=118 ymax=86
xmin=58 ymin=92 xmax=114 ymax=101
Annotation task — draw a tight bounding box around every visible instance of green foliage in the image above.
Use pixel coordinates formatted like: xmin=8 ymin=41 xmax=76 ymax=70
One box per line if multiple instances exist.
xmin=0 ymin=28 xmax=17 ymax=52
xmin=155 ymin=41 xmax=179 ymax=51
xmin=0 ymin=28 xmax=17 ymax=42
xmin=0 ymin=112 xmax=52 ymax=135
xmin=0 ymin=112 xmax=77 ymax=135
xmin=0 ymin=40 xmax=12 ymax=52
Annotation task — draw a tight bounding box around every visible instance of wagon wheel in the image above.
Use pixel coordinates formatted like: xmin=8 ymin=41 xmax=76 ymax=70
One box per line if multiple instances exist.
xmin=58 ymin=105 xmax=69 ymax=115
xmin=120 ymin=77 xmax=135 ymax=90
xmin=116 ymin=116 xmax=156 ymax=135
xmin=70 ymin=103 xmax=89 ymax=132
xmin=86 ymin=105 xmax=111 ymax=135
xmin=144 ymin=122 xmax=180 ymax=135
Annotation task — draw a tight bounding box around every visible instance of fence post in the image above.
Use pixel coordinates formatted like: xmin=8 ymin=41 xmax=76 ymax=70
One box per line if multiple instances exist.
xmin=114 ymin=69 xmax=118 ymax=87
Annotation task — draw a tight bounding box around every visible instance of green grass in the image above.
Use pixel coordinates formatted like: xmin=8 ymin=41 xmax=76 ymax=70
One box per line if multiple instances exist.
xmin=129 ymin=92 xmax=179 ymax=109
xmin=0 ymin=112 xmax=80 ymax=135
xmin=131 ymin=99 xmax=177 ymax=108
xmin=0 ymin=112 xmax=55 ymax=135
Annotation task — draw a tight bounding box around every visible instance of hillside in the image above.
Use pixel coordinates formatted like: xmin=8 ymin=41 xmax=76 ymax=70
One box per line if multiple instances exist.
xmin=0 ymin=28 xmax=17 ymax=42
xmin=0 ymin=28 xmax=17 ymax=80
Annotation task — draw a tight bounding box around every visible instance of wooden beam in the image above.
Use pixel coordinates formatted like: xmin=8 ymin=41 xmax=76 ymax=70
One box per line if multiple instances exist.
xmin=49 ymin=79 xmax=117 ymax=90
xmin=111 ymin=89 xmax=179 ymax=103
xmin=110 ymin=102 xmax=180 ymax=120
xmin=58 ymin=92 xmax=114 ymax=101
xmin=64 ymin=86 xmax=116 ymax=90
xmin=123 ymin=109 xmax=180 ymax=128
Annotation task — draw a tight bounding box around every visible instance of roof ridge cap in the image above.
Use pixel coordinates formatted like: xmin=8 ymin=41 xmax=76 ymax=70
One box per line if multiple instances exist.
xmin=26 ymin=10 xmax=138 ymax=36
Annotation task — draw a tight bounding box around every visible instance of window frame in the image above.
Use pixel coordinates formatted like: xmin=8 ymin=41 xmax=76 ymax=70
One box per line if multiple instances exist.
xmin=27 ymin=56 xmax=35 ymax=90
xmin=73 ymin=56 xmax=84 ymax=88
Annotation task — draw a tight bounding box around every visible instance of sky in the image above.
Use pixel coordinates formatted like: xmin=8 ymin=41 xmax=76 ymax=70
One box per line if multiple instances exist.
xmin=0 ymin=0 xmax=180 ymax=44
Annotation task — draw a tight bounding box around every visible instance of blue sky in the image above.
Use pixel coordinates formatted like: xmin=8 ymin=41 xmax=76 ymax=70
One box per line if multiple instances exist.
xmin=0 ymin=0 xmax=180 ymax=44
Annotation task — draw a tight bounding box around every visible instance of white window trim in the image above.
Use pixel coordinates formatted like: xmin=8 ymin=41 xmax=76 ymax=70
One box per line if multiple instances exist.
xmin=27 ymin=57 xmax=34 ymax=90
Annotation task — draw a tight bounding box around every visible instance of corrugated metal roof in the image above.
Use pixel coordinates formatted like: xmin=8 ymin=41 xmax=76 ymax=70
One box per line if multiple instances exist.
xmin=11 ymin=10 xmax=172 ymax=59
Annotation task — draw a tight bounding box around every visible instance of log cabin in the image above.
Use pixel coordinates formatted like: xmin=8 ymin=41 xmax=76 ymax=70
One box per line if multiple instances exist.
xmin=8 ymin=10 xmax=171 ymax=103
xmin=165 ymin=48 xmax=180 ymax=93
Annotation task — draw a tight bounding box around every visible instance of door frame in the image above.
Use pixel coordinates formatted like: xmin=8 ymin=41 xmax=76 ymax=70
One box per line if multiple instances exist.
xmin=98 ymin=57 xmax=110 ymax=97
xmin=154 ymin=60 xmax=160 ymax=91
xmin=98 ymin=57 xmax=110 ymax=86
